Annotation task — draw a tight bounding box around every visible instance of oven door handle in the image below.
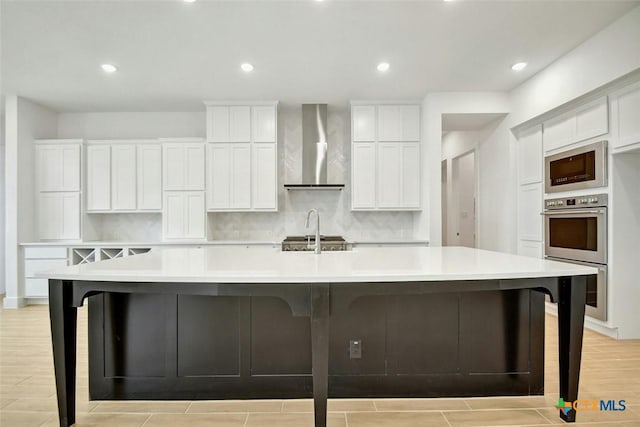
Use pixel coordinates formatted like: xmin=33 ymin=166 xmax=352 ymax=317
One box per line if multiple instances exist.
xmin=541 ymin=209 xmax=605 ymax=215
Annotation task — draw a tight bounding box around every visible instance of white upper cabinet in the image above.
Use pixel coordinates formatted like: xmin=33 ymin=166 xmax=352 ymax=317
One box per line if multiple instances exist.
xmin=251 ymin=105 xmax=277 ymax=142
xmin=543 ymin=113 xmax=574 ymax=153
xmin=350 ymin=102 xmax=422 ymax=211
xmin=87 ymin=141 xmax=163 ymax=212
xmin=86 ymin=144 xmax=111 ymax=211
xmin=517 ymin=125 xmax=543 ymax=185
xmin=137 ymin=144 xmax=162 ymax=211
xmin=543 ymin=96 xmax=608 ymax=153
xmin=351 ymin=143 xmax=376 ymax=209
xmin=205 ymin=102 xmax=278 ymax=212
xmin=111 ymin=144 xmax=137 ymax=211
xmin=163 ymin=141 xmax=205 ymax=191
xmin=352 ymin=106 xmax=376 ymax=141
xmin=575 ymin=97 xmax=608 ymax=143
xmin=38 ymin=192 xmax=80 ymax=241
xmin=163 ymin=191 xmax=206 ymax=240
xmin=207 ymin=106 xmax=251 ymax=142
xmin=377 ymin=105 xmax=420 ymax=141
xmin=610 ymin=81 xmax=640 ymax=152
xmin=251 ymin=143 xmax=277 ymax=210
xmin=36 ymin=141 xmax=81 ymax=192
xmin=206 ymin=102 xmax=277 ymax=143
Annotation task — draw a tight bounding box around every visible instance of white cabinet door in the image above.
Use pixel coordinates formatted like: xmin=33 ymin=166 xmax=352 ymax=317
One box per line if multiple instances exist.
xmin=611 ymin=82 xmax=640 ymax=151
xmin=352 ymin=143 xmax=376 ymax=209
xmin=517 ymin=182 xmax=542 ymax=242
xmin=400 ymin=105 xmax=421 ymax=141
xmin=400 ymin=143 xmax=420 ymax=208
xmin=163 ymin=192 xmax=186 ymax=239
xmin=137 ymin=144 xmax=162 ymax=210
xmin=185 ymin=144 xmax=205 ymax=190
xmin=252 ymin=143 xmax=277 ymax=210
xmin=352 ymin=106 xmax=376 ymax=141
xmin=208 ymin=106 xmax=230 ymax=142
xmin=184 ymin=192 xmax=206 ymax=239
xmin=163 ymin=144 xmax=185 ymax=190
xmin=517 ymin=125 xmax=543 ymax=185
xmin=163 ymin=191 xmax=206 ymax=240
xmin=163 ymin=143 xmax=205 ymax=191
xmin=86 ymin=145 xmax=111 ymax=211
xmin=377 ymin=105 xmax=420 ymax=142
xmin=111 ymin=144 xmax=137 ymax=211
xmin=377 ymin=106 xmax=401 ymax=141
xmin=575 ymin=97 xmax=608 ymax=143
xmin=543 ymin=113 xmax=575 ymax=153
xmin=377 ymin=143 xmax=401 ymax=208
xmin=230 ymin=144 xmax=251 ymax=209
xmin=38 ymin=192 xmax=80 ymax=240
xmin=252 ymin=106 xmax=276 ymax=142
xmin=207 ymin=144 xmax=231 ymax=209
xmin=37 ymin=144 xmax=81 ymax=192
xmin=230 ymin=106 xmax=251 ymax=142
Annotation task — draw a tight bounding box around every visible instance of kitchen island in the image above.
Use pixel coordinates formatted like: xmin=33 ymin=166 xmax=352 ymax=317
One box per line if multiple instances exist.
xmin=42 ymin=246 xmax=595 ymax=426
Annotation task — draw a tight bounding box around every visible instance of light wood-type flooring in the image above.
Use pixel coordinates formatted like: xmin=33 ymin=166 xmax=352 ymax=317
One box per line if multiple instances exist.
xmin=1 ymin=303 xmax=639 ymax=426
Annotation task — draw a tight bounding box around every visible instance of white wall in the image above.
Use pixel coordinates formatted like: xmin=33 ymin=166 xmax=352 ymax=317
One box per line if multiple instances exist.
xmin=418 ymin=92 xmax=510 ymax=246
xmin=4 ymin=96 xmax=58 ymax=308
xmin=440 ymin=117 xmax=514 ymax=253
xmin=510 ymin=5 xmax=640 ymax=125
xmin=57 ymin=112 xmax=206 ymax=139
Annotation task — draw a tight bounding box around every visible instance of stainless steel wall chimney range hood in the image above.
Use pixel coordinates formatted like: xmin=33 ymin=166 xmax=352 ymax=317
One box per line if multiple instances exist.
xmin=284 ymin=104 xmax=344 ymax=190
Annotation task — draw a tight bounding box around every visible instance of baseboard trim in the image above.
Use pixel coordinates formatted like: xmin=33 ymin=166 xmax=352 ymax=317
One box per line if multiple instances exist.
xmin=3 ymin=296 xmax=26 ymax=309
xmin=545 ymin=302 xmax=618 ymax=339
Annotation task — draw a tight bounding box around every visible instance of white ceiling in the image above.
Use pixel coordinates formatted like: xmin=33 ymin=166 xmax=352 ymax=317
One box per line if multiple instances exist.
xmin=1 ymin=0 xmax=638 ymax=112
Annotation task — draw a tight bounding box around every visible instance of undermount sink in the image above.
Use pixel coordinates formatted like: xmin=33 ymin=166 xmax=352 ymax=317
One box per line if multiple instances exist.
xmin=281 ymin=236 xmax=350 ymax=252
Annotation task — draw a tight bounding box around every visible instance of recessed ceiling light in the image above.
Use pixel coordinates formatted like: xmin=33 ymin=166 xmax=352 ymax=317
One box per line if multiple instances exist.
xmin=241 ymin=63 xmax=254 ymax=72
xmin=183 ymin=0 xmax=196 ymax=3
xmin=101 ymin=64 xmax=117 ymax=73
xmin=377 ymin=62 xmax=390 ymax=72
xmin=512 ymin=62 xmax=527 ymax=71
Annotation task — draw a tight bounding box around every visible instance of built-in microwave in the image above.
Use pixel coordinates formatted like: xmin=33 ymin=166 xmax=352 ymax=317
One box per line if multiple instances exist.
xmin=544 ymin=141 xmax=607 ymax=193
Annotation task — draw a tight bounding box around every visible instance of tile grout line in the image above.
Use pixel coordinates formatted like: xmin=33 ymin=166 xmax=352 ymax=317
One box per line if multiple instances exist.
xmin=139 ymin=413 xmax=153 ymax=427
xmin=184 ymin=401 xmax=193 ymax=414
xmin=344 ymin=411 xmax=349 ymax=427
xmin=442 ymin=410 xmax=453 ymax=427
xmin=534 ymin=408 xmax=555 ymax=424
xmin=243 ymin=412 xmax=249 ymax=427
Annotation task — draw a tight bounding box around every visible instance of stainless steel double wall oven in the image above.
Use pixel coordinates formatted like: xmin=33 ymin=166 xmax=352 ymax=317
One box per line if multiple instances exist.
xmin=543 ymin=141 xmax=608 ymax=321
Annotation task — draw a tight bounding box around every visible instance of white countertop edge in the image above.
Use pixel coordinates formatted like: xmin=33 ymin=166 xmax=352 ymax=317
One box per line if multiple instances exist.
xmin=21 ymin=240 xmax=430 ymax=247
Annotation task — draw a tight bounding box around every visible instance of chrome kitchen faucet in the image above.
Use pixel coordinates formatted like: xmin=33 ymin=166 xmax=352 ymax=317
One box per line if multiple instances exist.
xmin=305 ymin=209 xmax=321 ymax=254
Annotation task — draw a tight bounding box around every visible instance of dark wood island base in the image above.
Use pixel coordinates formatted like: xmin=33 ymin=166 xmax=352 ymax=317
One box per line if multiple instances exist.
xmin=49 ymin=276 xmax=587 ymax=426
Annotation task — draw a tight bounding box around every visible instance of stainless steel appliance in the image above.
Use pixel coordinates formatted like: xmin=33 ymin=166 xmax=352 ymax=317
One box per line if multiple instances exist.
xmin=545 ymin=141 xmax=607 ymax=193
xmin=543 ymin=193 xmax=607 ymax=320
xmin=282 ymin=236 xmax=349 ymax=252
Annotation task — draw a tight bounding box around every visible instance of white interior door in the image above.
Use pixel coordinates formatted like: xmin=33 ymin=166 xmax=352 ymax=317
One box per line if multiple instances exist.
xmin=451 ymin=150 xmax=476 ymax=248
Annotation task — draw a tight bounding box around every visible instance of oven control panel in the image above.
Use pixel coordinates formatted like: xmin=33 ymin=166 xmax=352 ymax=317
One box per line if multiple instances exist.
xmin=545 ymin=193 xmax=608 ymax=210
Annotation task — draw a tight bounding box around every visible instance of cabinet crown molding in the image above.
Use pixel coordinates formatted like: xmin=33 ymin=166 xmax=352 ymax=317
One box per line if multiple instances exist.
xmin=203 ymin=100 xmax=279 ymax=107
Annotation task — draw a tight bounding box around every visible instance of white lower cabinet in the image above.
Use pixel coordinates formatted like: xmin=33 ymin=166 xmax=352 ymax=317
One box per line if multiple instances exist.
xmin=163 ymin=191 xmax=206 ymax=240
xmin=24 ymin=247 xmax=68 ymax=298
xmin=38 ymin=192 xmax=80 ymax=240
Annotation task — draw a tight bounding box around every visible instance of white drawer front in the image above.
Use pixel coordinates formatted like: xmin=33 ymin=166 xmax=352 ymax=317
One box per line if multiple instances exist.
xmin=24 ymin=247 xmax=68 ymax=260
xmin=25 ymin=278 xmax=49 ymax=298
xmin=24 ymin=259 xmax=68 ymax=278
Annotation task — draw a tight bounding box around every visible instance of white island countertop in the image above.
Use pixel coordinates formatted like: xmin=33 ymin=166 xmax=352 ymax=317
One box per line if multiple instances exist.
xmin=38 ymin=246 xmax=597 ymax=283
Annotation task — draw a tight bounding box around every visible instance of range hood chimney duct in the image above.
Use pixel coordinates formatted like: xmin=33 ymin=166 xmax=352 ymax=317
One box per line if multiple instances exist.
xmin=285 ymin=104 xmax=344 ymax=190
